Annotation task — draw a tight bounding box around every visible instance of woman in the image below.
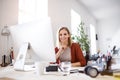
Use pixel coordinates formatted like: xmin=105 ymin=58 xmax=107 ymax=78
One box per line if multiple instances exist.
xmin=55 ymin=27 xmax=86 ymax=67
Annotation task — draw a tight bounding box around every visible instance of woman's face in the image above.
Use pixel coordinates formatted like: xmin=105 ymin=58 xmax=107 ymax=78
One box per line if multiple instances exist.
xmin=59 ymin=29 xmax=70 ymax=43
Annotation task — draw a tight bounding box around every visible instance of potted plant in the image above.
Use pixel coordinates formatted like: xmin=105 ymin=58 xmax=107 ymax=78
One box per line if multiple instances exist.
xmin=72 ymin=22 xmax=90 ymax=63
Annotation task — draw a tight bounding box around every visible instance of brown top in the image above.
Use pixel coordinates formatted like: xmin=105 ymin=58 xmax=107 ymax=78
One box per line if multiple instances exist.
xmin=55 ymin=43 xmax=86 ymax=66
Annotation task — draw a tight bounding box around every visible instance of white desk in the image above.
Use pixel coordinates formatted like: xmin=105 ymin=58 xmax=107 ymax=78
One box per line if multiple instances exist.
xmin=0 ymin=66 xmax=116 ymax=80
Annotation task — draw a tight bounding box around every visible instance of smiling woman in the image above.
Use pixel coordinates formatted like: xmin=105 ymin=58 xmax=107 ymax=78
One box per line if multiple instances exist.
xmin=55 ymin=27 xmax=86 ymax=67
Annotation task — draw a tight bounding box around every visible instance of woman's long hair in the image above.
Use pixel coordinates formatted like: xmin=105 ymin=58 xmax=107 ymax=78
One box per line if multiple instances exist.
xmin=56 ymin=27 xmax=72 ymax=48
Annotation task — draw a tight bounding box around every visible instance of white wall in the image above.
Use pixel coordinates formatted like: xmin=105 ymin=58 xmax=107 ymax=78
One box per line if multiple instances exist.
xmin=0 ymin=0 xmax=18 ymax=64
xmin=0 ymin=1 xmax=2 ymax=22
xmin=97 ymin=16 xmax=120 ymax=54
xmin=0 ymin=0 xmax=2 ymax=64
xmin=48 ymin=0 xmax=96 ymax=45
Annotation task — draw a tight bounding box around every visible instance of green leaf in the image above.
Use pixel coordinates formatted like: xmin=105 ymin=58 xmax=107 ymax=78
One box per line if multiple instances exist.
xmin=71 ymin=21 xmax=90 ymax=54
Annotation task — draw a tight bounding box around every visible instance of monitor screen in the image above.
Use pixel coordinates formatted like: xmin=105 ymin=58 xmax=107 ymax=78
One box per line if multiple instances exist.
xmin=9 ymin=18 xmax=56 ymax=63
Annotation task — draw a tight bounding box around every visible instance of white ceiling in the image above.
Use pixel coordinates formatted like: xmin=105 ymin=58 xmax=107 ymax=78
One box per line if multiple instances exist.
xmin=78 ymin=0 xmax=120 ymax=21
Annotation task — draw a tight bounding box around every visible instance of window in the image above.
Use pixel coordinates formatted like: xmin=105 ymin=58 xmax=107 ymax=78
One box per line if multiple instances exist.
xmin=71 ymin=9 xmax=81 ymax=35
xmin=18 ymin=0 xmax=48 ymax=24
xmin=90 ymin=24 xmax=97 ymax=55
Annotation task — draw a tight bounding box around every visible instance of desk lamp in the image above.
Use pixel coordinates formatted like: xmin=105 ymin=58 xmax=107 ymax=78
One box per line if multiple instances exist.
xmin=1 ymin=25 xmax=10 ymax=66
xmin=1 ymin=25 xmax=10 ymax=55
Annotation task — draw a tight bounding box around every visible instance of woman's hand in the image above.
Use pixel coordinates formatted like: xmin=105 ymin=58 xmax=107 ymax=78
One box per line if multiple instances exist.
xmin=59 ymin=46 xmax=64 ymax=53
xmin=56 ymin=45 xmax=67 ymax=59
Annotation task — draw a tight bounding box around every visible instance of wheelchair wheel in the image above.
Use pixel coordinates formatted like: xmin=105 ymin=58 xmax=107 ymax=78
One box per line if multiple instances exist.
xmin=87 ymin=67 xmax=99 ymax=78
xmin=84 ymin=66 xmax=92 ymax=75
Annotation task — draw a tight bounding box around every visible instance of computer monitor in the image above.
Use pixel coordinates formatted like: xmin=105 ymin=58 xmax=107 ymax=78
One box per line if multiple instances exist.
xmin=9 ymin=18 xmax=56 ymax=68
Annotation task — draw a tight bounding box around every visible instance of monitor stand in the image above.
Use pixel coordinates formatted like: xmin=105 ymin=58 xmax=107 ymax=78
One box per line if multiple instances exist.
xmin=14 ymin=42 xmax=35 ymax=71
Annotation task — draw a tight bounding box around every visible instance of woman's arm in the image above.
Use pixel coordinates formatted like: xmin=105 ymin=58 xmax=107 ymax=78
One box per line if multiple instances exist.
xmin=55 ymin=46 xmax=67 ymax=59
xmin=56 ymin=48 xmax=62 ymax=59
xmin=76 ymin=43 xmax=86 ymax=66
xmin=55 ymin=47 xmax=64 ymax=59
xmin=71 ymin=43 xmax=86 ymax=66
xmin=71 ymin=62 xmax=81 ymax=67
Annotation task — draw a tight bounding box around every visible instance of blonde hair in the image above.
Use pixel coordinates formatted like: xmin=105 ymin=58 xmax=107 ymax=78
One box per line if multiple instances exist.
xmin=56 ymin=27 xmax=72 ymax=48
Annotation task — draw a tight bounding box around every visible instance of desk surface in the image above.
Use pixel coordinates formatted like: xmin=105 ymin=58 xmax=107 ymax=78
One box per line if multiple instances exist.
xmin=0 ymin=66 xmax=117 ymax=80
